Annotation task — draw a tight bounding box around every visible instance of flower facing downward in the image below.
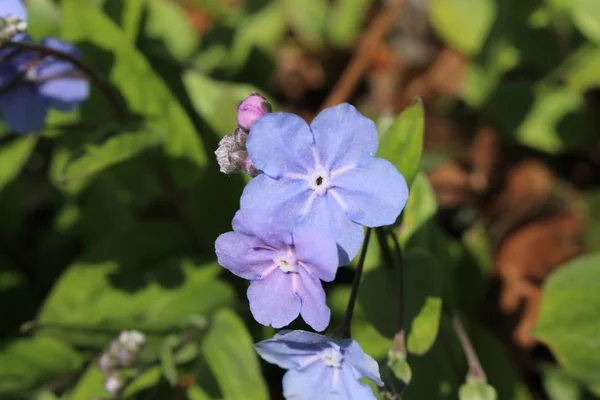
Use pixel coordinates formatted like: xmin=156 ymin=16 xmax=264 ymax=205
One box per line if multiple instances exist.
xmin=254 ymin=330 xmax=383 ymax=400
xmin=0 ymin=37 xmax=90 ymax=133
xmin=215 ymin=209 xmax=339 ymax=331
xmin=240 ymin=103 xmax=409 ymax=264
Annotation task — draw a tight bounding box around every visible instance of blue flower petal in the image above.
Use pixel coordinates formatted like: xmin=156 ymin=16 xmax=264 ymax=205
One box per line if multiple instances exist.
xmin=311 ymin=103 xmax=379 ymax=170
xmin=215 ymin=232 xmax=276 ymax=280
xmin=40 ymin=37 xmax=82 ymax=58
xmin=240 ymin=174 xmax=312 ymax=227
xmin=247 ymin=269 xmax=301 ymax=329
xmin=297 ymin=269 xmax=330 ymax=331
xmin=254 ymin=330 xmax=331 ymax=369
xmin=0 ymin=85 xmax=49 ymax=133
xmin=282 ymin=362 xmax=335 ymax=400
xmin=297 ymin=194 xmax=364 ymax=264
xmin=340 ymin=339 xmax=384 ymax=386
xmin=231 ymin=209 xmax=292 ymax=249
xmin=39 ymin=77 xmax=89 ymax=111
xmin=247 ymin=112 xmax=315 ymax=178
xmin=2 ymin=0 xmax=27 ymax=21
xmin=331 ymin=157 xmax=408 ymax=227
xmin=292 ymin=228 xmax=339 ymax=282
xmin=336 ymin=363 xmax=379 ymax=399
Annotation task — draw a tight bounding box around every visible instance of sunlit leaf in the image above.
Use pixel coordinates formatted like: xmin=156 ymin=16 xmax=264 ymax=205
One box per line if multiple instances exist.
xmin=203 ymin=309 xmax=269 ymax=400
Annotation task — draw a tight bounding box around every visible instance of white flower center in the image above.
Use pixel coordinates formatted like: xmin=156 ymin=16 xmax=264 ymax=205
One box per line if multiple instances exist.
xmin=320 ymin=346 xmax=344 ymax=368
xmin=275 ymin=253 xmax=299 ymax=273
xmin=308 ymin=168 xmax=331 ymax=196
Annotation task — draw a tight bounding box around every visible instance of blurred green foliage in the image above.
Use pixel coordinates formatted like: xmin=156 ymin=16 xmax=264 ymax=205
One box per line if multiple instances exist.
xmin=1 ymin=0 xmax=600 ymax=398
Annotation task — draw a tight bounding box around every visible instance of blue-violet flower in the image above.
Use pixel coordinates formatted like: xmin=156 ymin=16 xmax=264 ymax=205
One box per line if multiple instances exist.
xmin=255 ymin=330 xmax=384 ymax=400
xmin=240 ymin=103 xmax=409 ymax=263
xmin=0 ymin=37 xmax=89 ymax=133
xmin=215 ymin=209 xmax=339 ymax=331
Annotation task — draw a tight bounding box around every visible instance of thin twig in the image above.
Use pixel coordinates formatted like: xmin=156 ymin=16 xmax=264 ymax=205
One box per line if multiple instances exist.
xmin=1 ymin=41 xmax=129 ymax=122
xmin=321 ymin=0 xmax=407 ymax=109
xmin=450 ymin=312 xmax=487 ymax=382
xmin=338 ymin=228 xmax=372 ymax=338
xmin=2 ymin=41 xmax=128 ymax=121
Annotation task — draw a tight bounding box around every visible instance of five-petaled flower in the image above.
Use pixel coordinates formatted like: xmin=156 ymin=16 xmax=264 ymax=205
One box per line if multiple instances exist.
xmin=0 ymin=37 xmax=89 ymax=133
xmin=241 ymin=103 xmax=409 ymax=264
xmin=215 ymin=209 xmax=339 ymax=331
xmin=255 ymin=330 xmax=383 ymax=400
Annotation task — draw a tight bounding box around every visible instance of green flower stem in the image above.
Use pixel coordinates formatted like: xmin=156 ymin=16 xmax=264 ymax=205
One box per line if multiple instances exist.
xmin=450 ymin=311 xmax=487 ymax=382
xmin=338 ymin=227 xmax=372 ymax=338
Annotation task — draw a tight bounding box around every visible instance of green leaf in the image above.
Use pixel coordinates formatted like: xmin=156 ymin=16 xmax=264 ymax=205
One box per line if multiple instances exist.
xmin=61 ymin=0 xmax=207 ymax=172
xmin=144 ymin=0 xmax=199 ymax=61
xmin=39 ymin=224 xmax=235 ymax=345
xmin=183 ymin=72 xmax=268 ymax=136
xmin=0 ymin=336 xmax=82 ymax=394
xmin=399 ymin=172 xmax=438 ymax=244
xmin=123 ymin=0 xmax=148 ymax=42
xmin=68 ymin=364 xmax=107 ymax=400
xmin=407 ymin=296 xmax=443 ymax=355
xmin=329 ymin=286 xmax=392 ymax=360
xmin=571 ymin=0 xmax=600 ymax=45
xmin=488 ymin=84 xmax=594 ymax=154
xmin=327 ymin=0 xmax=372 ymax=47
xmin=57 ymin=129 xmax=164 ymax=193
xmin=187 ymin=384 xmax=212 ymax=400
xmin=534 ymin=251 xmax=600 ymax=391
xmin=404 ymin=249 xmax=443 ymax=355
xmin=23 ymin=0 xmax=60 ymax=38
xmin=202 ymin=309 xmax=269 ymax=400
xmin=545 ymin=44 xmax=600 ymax=92
xmin=541 ymin=364 xmax=583 ymax=400
xmin=388 ymin=353 xmax=412 ymax=385
xmin=0 ymin=136 xmax=37 ymax=193
xmin=195 ymin=1 xmax=285 ymax=74
xmin=378 ymin=100 xmax=425 ymax=189
xmin=359 ymin=248 xmax=442 ymax=356
xmin=459 ymin=381 xmax=498 ymax=400
xmin=160 ymin=336 xmax=178 ymax=386
xmin=283 ymin=0 xmax=327 ymax=47
xmin=428 ymin=0 xmax=497 ymax=55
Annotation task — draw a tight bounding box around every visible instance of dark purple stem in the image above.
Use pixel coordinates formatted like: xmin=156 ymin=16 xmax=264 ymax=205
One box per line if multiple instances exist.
xmin=338 ymin=228 xmax=372 ymax=338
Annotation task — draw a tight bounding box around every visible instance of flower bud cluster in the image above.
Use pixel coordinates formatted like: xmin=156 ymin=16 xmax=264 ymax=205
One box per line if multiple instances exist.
xmin=215 ymin=93 xmax=271 ymax=177
xmin=97 ymin=330 xmax=145 ymax=396
xmin=0 ymin=15 xmax=27 ymax=42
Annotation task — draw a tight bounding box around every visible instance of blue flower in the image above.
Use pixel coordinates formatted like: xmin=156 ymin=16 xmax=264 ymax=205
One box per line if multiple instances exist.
xmin=255 ymin=330 xmax=383 ymax=400
xmin=1 ymin=0 xmax=27 ymax=22
xmin=240 ymin=103 xmax=409 ymax=264
xmin=215 ymin=209 xmax=339 ymax=331
xmin=0 ymin=37 xmax=89 ymax=133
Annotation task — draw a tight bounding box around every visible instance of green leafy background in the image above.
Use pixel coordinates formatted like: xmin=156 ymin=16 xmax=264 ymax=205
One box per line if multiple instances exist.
xmin=1 ymin=0 xmax=600 ymax=399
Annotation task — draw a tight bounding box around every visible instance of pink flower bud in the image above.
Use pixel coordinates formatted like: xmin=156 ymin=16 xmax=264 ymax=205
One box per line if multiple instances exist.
xmin=237 ymin=93 xmax=271 ymax=131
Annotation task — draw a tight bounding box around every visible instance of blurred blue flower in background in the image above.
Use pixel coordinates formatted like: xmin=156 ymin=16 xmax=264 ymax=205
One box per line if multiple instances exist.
xmin=255 ymin=330 xmax=383 ymax=400
xmin=0 ymin=0 xmax=27 ymax=43
xmin=0 ymin=37 xmax=89 ymax=133
xmin=241 ymin=103 xmax=409 ymax=264
xmin=1 ymin=0 xmax=27 ymax=22
xmin=215 ymin=209 xmax=339 ymax=331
